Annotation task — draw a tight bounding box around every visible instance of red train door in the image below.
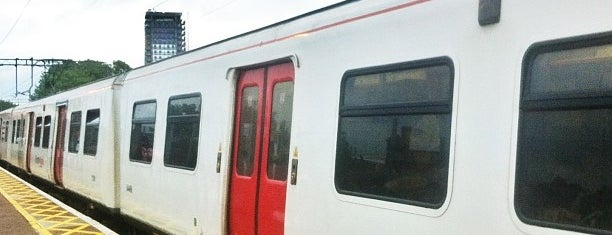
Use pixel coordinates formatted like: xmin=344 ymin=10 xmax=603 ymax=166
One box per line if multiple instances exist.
xmin=229 ymin=62 xmax=294 ymax=235
xmin=25 ymin=112 xmax=34 ymax=173
xmin=53 ymin=106 xmax=67 ymax=186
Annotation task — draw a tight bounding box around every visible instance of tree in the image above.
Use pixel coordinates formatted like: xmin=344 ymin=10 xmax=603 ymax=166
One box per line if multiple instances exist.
xmin=0 ymin=100 xmax=17 ymax=111
xmin=31 ymin=59 xmax=132 ymax=100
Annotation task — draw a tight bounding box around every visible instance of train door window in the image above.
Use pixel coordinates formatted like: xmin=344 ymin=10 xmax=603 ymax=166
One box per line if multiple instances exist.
xmin=0 ymin=118 xmax=2 ymax=142
xmin=236 ymin=87 xmax=258 ymax=176
xmin=11 ymin=120 xmax=16 ymax=143
xmin=267 ymin=82 xmax=294 ymax=180
xmin=516 ymin=36 xmax=612 ymax=234
xmin=15 ymin=120 xmax=20 ymax=143
xmin=34 ymin=117 xmax=42 ymax=147
xmin=83 ymin=109 xmax=100 ymax=155
xmin=335 ymin=57 xmax=453 ymax=208
xmin=164 ymin=94 xmax=201 ymax=170
xmin=130 ymin=101 xmax=156 ymax=163
xmin=42 ymin=116 xmax=51 ymax=148
xmin=68 ymin=111 xmax=81 ymax=153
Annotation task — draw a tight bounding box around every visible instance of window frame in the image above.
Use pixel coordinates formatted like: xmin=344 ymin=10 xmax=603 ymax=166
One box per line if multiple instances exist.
xmin=67 ymin=111 xmax=82 ymax=153
xmin=83 ymin=109 xmax=100 ymax=156
xmin=129 ymin=100 xmax=157 ymax=164
xmin=335 ymin=57 xmax=455 ymax=209
xmin=515 ymin=32 xmax=612 ymax=234
xmin=163 ymin=93 xmax=202 ymax=171
xmin=42 ymin=115 xmax=51 ymax=149
xmin=11 ymin=120 xmax=16 ymax=144
xmin=34 ymin=117 xmax=42 ymax=147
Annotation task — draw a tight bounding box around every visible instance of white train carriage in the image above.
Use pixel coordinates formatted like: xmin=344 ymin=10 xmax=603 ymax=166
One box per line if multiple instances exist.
xmin=53 ymin=77 xmax=120 ymax=210
xmin=0 ymin=77 xmax=120 ymax=210
xmin=1 ymin=110 xmax=29 ymax=170
xmin=1 ymin=0 xmax=611 ymax=234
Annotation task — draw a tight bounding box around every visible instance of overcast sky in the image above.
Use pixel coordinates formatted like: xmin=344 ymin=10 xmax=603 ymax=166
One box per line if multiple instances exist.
xmin=0 ymin=0 xmax=342 ymax=104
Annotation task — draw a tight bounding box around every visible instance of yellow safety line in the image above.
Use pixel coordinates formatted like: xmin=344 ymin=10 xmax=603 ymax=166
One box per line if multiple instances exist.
xmin=0 ymin=170 xmax=105 ymax=235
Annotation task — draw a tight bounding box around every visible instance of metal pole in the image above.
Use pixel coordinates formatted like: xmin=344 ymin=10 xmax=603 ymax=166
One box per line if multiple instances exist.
xmin=29 ymin=57 xmax=34 ymax=97
xmin=15 ymin=58 xmax=18 ymax=97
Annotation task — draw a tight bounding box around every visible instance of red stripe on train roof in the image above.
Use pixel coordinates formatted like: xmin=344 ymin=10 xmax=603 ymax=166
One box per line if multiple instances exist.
xmin=128 ymin=0 xmax=431 ymax=81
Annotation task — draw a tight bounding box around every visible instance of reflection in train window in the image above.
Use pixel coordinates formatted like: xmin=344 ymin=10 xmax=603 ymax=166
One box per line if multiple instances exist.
xmin=130 ymin=101 xmax=156 ymax=164
xmin=267 ymin=82 xmax=294 ymax=181
xmin=237 ymin=87 xmax=258 ymax=176
xmin=84 ymin=109 xmax=100 ymax=155
xmin=516 ymin=40 xmax=612 ymax=233
xmin=34 ymin=117 xmax=42 ymax=147
xmin=68 ymin=111 xmax=81 ymax=153
xmin=42 ymin=116 xmax=51 ymax=148
xmin=335 ymin=58 xmax=453 ymax=208
xmin=164 ymin=94 xmax=201 ymax=170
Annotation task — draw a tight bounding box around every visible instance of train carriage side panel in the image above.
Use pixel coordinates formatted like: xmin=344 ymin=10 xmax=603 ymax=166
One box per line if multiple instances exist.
xmin=59 ymin=78 xmax=118 ymax=209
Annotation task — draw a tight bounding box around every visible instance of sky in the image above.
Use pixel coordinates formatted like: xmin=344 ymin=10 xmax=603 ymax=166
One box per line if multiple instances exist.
xmin=0 ymin=0 xmax=343 ymax=104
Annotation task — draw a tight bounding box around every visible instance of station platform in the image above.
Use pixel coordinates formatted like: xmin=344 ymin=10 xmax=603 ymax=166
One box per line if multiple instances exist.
xmin=0 ymin=168 xmax=116 ymax=235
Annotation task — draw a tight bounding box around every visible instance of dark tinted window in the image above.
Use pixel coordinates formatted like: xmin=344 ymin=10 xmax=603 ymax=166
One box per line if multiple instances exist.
xmin=130 ymin=101 xmax=156 ymax=163
xmin=336 ymin=58 xmax=453 ymax=208
xmin=164 ymin=94 xmax=201 ymax=170
xmin=83 ymin=109 xmax=100 ymax=155
xmin=42 ymin=116 xmax=51 ymax=148
xmin=236 ymin=87 xmax=258 ymax=176
xmin=11 ymin=120 xmax=16 ymax=143
xmin=267 ymin=82 xmax=293 ymax=181
xmin=34 ymin=117 xmax=42 ymax=147
xmin=68 ymin=111 xmax=81 ymax=153
xmin=516 ymin=39 xmax=612 ymax=234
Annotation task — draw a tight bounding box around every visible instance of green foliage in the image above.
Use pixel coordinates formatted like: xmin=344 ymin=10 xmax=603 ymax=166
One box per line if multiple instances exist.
xmin=31 ymin=59 xmax=132 ymax=101
xmin=0 ymin=100 xmax=17 ymax=111
xmin=112 ymin=60 xmax=132 ymax=75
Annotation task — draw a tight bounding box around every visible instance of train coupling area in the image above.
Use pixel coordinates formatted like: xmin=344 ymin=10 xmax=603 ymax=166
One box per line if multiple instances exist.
xmin=0 ymin=168 xmax=116 ymax=235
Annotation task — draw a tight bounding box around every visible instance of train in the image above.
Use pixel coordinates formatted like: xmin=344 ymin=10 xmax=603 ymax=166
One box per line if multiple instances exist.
xmin=1 ymin=0 xmax=611 ymax=234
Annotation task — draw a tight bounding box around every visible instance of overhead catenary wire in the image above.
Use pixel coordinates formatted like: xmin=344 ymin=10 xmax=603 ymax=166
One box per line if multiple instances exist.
xmin=0 ymin=0 xmax=32 ymax=48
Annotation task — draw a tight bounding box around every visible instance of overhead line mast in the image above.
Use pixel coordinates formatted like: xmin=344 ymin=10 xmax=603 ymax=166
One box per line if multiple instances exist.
xmin=0 ymin=58 xmax=69 ymax=98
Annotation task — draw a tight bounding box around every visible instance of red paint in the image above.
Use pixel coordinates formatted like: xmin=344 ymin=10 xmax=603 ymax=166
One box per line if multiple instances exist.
xmin=53 ymin=106 xmax=67 ymax=186
xmin=229 ymin=63 xmax=294 ymax=235
xmin=25 ymin=112 xmax=34 ymax=173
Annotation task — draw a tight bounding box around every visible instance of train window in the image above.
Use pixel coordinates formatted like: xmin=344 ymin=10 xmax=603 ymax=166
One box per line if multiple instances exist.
xmin=42 ymin=116 xmax=51 ymax=148
xmin=83 ymin=109 xmax=100 ymax=155
xmin=15 ymin=120 xmax=21 ymax=143
xmin=3 ymin=121 xmax=8 ymax=142
xmin=164 ymin=94 xmax=201 ymax=170
xmin=19 ymin=119 xmax=25 ymax=141
xmin=68 ymin=111 xmax=81 ymax=153
xmin=11 ymin=120 xmax=16 ymax=143
xmin=516 ymin=37 xmax=612 ymax=234
xmin=34 ymin=117 xmax=42 ymax=147
xmin=267 ymin=82 xmax=294 ymax=181
xmin=236 ymin=87 xmax=258 ymax=176
xmin=130 ymin=101 xmax=156 ymax=164
xmin=335 ymin=57 xmax=453 ymax=208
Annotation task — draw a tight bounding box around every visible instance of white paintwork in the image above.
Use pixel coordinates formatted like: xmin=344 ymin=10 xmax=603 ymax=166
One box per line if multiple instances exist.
xmin=1 ymin=0 xmax=610 ymax=234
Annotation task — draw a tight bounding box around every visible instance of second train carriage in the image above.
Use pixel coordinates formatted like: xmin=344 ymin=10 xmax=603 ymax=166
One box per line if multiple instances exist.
xmin=1 ymin=0 xmax=611 ymax=234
